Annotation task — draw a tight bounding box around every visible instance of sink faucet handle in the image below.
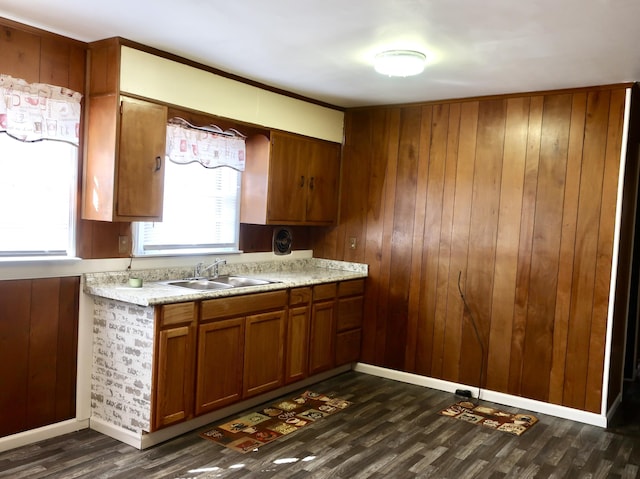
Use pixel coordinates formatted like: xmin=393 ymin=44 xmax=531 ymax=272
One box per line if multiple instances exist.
xmin=195 ymin=262 xmax=204 ymax=277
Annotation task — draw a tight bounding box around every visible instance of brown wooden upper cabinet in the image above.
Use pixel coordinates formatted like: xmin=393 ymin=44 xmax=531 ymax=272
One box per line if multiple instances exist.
xmin=241 ymin=131 xmax=341 ymax=226
xmin=82 ymin=38 xmax=168 ymax=222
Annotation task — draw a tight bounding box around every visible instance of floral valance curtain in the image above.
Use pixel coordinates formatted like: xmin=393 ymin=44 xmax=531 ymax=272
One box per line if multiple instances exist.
xmin=0 ymin=74 xmax=82 ymax=146
xmin=166 ymin=117 xmax=246 ymax=171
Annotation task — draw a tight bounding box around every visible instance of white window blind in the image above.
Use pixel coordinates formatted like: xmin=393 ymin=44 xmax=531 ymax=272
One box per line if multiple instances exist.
xmin=0 ymin=134 xmax=77 ymax=257
xmin=134 ymin=159 xmax=241 ymax=255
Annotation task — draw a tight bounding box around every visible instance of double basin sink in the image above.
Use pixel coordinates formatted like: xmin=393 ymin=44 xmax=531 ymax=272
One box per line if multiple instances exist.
xmin=165 ymin=275 xmax=277 ymax=291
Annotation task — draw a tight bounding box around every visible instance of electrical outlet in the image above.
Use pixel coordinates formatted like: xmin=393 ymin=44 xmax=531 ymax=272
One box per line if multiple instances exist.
xmin=349 ymin=237 xmax=357 ymax=249
xmin=118 ymin=235 xmax=129 ymax=254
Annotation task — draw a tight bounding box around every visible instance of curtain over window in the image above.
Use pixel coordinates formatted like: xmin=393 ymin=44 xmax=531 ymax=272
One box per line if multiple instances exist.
xmin=0 ymin=75 xmax=80 ymax=258
xmin=133 ymin=118 xmax=246 ymax=256
xmin=165 ymin=117 xmax=246 ymax=171
xmin=0 ymin=75 xmax=82 ymax=146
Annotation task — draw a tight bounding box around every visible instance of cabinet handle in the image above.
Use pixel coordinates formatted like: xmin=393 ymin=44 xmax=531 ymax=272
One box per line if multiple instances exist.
xmin=155 ymin=156 xmax=162 ymax=172
xmin=299 ymin=175 xmax=305 ymax=188
xmin=309 ymin=177 xmax=315 ymax=190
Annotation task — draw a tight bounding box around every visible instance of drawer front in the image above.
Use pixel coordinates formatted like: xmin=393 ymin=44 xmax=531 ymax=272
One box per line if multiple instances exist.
xmin=160 ymin=302 xmax=196 ymax=327
xmin=337 ymin=296 xmax=364 ymax=331
xmin=338 ymin=279 xmax=365 ymax=297
xmin=289 ymin=287 xmax=312 ymax=305
xmin=201 ymin=290 xmax=287 ymax=320
xmin=313 ymin=282 xmax=337 ymax=301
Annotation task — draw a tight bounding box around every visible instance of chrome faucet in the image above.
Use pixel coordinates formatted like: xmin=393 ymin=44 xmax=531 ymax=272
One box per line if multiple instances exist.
xmin=194 ymin=258 xmax=227 ymax=279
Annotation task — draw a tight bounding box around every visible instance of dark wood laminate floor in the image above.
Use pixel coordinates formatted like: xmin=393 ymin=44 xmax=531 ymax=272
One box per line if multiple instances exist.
xmin=2 ymin=371 xmax=640 ymax=479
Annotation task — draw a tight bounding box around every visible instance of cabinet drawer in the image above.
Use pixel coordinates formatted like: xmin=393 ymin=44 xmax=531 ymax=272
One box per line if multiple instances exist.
xmin=338 ymin=279 xmax=365 ymax=297
xmin=201 ymin=290 xmax=287 ymax=321
xmin=337 ymin=296 xmax=364 ymax=332
xmin=313 ymin=283 xmax=336 ymax=301
xmin=290 ymin=287 xmax=312 ymax=305
xmin=159 ymin=302 xmax=196 ymax=327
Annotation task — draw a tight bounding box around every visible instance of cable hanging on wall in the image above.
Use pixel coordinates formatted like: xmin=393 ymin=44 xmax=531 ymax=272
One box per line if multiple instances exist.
xmin=457 ymin=271 xmax=486 ymax=404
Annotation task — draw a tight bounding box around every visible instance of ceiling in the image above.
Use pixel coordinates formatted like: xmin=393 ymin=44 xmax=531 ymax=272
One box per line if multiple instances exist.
xmin=1 ymin=0 xmax=639 ymax=108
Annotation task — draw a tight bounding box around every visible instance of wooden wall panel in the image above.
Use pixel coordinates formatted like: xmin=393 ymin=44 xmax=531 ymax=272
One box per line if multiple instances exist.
xmin=563 ymin=91 xmax=611 ymax=410
xmin=405 ymin=106 xmax=432 ymax=372
xmin=430 ymin=103 xmax=460 ymax=378
xmin=585 ymin=88 xmax=625 ymax=412
xmin=520 ymin=94 xmax=572 ymax=402
xmin=441 ymin=101 xmax=478 ymax=383
xmin=416 ymin=104 xmax=449 ymax=376
xmin=324 ymin=85 xmax=628 ymax=413
xmin=548 ymin=93 xmax=587 ymax=405
xmin=0 ymin=25 xmax=41 ymax=82
xmin=0 ymin=277 xmax=79 ymax=438
xmin=486 ymin=97 xmax=529 ymax=393
xmin=0 ymin=281 xmax=31 ymax=437
xmin=459 ymin=99 xmax=505 ymax=388
xmin=386 ymin=107 xmax=421 ymax=370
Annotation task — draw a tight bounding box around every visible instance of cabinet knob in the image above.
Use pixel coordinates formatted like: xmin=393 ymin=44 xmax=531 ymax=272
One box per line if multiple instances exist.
xmin=309 ymin=177 xmax=315 ymax=190
xmin=299 ymin=175 xmax=305 ymax=188
xmin=155 ymin=156 xmax=162 ymax=172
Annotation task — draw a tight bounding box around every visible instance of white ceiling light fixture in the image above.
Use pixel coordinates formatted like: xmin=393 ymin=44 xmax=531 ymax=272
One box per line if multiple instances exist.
xmin=374 ymin=49 xmax=427 ymax=77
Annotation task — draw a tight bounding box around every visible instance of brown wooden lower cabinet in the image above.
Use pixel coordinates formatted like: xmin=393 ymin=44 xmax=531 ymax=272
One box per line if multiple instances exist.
xmin=153 ymin=302 xmax=197 ymax=430
xmin=285 ymin=287 xmax=312 ymax=384
xmin=150 ymin=281 xmax=364 ymax=431
xmin=244 ymin=310 xmax=286 ymax=397
xmin=335 ymin=279 xmax=365 ymax=366
xmin=195 ymin=317 xmax=245 ymax=415
xmin=309 ymin=283 xmax=337 ymax=375
xmin=195 ymin=290 xmax=287 ymax=417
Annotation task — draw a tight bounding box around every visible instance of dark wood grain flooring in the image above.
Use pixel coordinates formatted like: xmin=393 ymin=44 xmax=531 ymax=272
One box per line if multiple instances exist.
xmin=1 ymin=371 xmax=640 ymax=478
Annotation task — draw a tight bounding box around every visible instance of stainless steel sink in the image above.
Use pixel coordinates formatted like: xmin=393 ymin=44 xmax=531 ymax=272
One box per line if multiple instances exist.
xmin=166 ymin=275 xmax=275 ymax=291
xmin=212 ymin=275 xmax=273 ymax=287
xmin=167 ymin=279 xmax=234 ymax=290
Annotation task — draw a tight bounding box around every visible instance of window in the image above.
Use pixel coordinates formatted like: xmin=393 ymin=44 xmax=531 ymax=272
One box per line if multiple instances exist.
xmin=0 ymin=134 xmax=77 ymax=257
xmin=133 ymin=159 xmax=242 ymax=256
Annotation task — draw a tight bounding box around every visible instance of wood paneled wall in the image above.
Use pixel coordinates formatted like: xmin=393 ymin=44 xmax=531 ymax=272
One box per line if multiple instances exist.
xmin=313 ymin=86 xmax=628 ymax=413
xmin=0 ymin=277 xmax=80 ymax=437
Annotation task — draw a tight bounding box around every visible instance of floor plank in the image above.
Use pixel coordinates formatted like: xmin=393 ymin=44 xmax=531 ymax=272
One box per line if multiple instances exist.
xmin=1 ymin=371 xmax=640 ymax=478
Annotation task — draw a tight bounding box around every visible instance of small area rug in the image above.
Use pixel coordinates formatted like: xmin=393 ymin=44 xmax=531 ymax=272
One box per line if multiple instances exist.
xmin=200 ymin=390 xmax=351 ymax=453
xmin=439 ymin=400 xmax=538 ymax=436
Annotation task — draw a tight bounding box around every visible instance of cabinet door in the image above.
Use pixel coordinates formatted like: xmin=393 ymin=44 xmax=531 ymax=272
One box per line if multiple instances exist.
xmin=285 ymin=304 xmax=310 ymax=384
xmin=336 ymin=329 xmax=362 ymax=366
xmin=244 ymin=310 xmax=286 ymax=398
xmin=195 ymin=318 xmax=244 ymax=415
xmin=154 ymin=324 xmax=195 ymax=429
xmin=309 ymin=299 xmax=336 ymax=375
xmin=305 ymin=140 xmax=340 ymax=224
xmin=116 ymin=97 xmax=167 ymax=220
xmin=267 ymin=132 xmax=309 ymax=222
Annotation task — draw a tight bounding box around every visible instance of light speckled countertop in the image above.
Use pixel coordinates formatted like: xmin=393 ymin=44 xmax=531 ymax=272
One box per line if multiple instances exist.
xmin=84 ymin=258 xmax=368 ymax=306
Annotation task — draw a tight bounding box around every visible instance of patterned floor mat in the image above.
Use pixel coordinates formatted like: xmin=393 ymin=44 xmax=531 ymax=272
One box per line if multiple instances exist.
xmin=439 ymin=400 xmax=538 ymax=436
xmin=200 ymin=390 xmax=351 ymax=453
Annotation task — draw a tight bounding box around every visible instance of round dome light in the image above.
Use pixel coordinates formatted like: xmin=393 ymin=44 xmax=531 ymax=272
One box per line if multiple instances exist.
xmin=374 ymin=50 xmax=427 ymax=77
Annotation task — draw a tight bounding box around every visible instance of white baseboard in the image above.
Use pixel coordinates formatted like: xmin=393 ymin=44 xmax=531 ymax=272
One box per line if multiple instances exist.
xmin=89 ymin=417 xmax=143 ymax=449
xmin=354 ymin=363 xmax=608 ymax=428
xmin=0 ymin=418 xmax=89 ymax=453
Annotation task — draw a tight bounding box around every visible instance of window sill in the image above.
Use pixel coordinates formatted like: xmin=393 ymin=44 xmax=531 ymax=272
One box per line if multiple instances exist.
xmin=0 ymin=256 xmax=82 ymax=264
xmin=132 ymin=249 xmax=243 ymax=258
